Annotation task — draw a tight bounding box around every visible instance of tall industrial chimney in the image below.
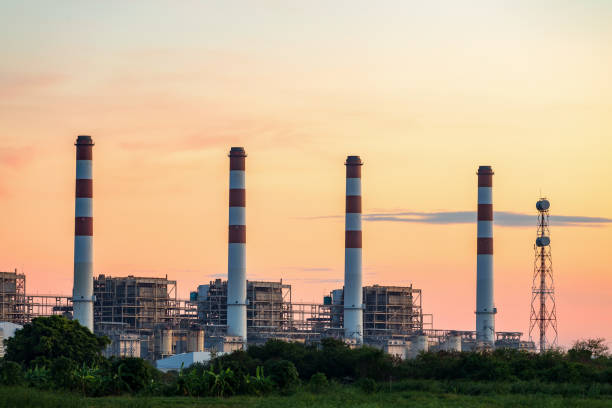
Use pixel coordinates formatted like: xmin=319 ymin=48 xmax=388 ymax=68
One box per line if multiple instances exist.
xmin=73 ymin=135 xmax=94 ymax=331
xmin=227 ymin=147 xmax=247 ymax=342
xmin=476 ymin=165 xmax=496 ymax=346
xmin=344 ymin=155 xmax=363 ymax=344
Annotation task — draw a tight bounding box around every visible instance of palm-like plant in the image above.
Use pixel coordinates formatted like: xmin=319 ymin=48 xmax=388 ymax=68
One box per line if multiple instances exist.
xmin=25 ymin=365 xmax=51 ymax=389
xmin=72 ymin=362 xmax=100 ymax=395
xmin=204 ymin=367 xmax=235 ymax=397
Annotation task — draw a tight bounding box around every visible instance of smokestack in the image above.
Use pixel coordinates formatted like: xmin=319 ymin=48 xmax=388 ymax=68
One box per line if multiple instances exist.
xmin=476 ymin=165 xmax=496 ymax=346
xmin=73 ymin=135 xmax=94 ymax=331
xmin=227 ymin=147 xmax=247 ymax=342
xmin=344 ymin=155 xmax=363 ymax=344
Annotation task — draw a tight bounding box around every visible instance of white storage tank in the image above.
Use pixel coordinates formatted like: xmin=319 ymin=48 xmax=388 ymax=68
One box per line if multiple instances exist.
xmin=407 ymin=335 xmax=428 ymax=359
xmin=187 ymin=329 xmax=205 ymax=353
xmin=443 ymin=335 xmax=462 ymax=352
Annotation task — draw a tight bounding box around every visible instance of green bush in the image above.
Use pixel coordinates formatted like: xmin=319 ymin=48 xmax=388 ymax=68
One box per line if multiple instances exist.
xmin=110 ymin=357 xmax=159 ymax=394
xmin=24 ymin=365 xmax=52 ymax=389
xmin=244 ymin=366 xmax=274 ymax=396
xmin=5 ymin=316 xmax=109 ymax=369
xmin=50 ymin=356 xmax=76 ymax=389
xmin=356 ymin=377 xmax=377 ymax=394
xmin=264 ymin=359 xmax=300 ymax=393
xmin=0 ymin=359 xmax=24 ymax=386
xmin=309 ymin=372 xmax=329 ymax=393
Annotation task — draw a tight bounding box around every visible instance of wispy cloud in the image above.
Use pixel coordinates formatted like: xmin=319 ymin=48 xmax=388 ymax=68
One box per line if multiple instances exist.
xmin=302 ymin=211 xmax=612 ymax=227
xmin=286 ymin=266 xmax=335 ymax=273
xmin=285 ymin=277 xmax=343 ymax=284
xmin=0 ymin=73 xmax=65 ymax=98
xmin=0 ymin=146 xmax=36 ymax=169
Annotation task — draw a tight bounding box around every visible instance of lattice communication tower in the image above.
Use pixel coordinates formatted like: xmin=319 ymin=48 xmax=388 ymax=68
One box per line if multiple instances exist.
xmin=529 ymin=198 xmax=558 ymax=352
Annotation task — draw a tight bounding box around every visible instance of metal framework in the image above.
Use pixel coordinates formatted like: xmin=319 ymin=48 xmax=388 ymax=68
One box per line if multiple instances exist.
xmin=0 ymin=271 xmax=27 ymax=324
xmin=529 ymin=199 xmax=558 ymax=352
xmin=197 ymin=280 xmax=430 ymax=342
xmin=93 ymin=274 xmax=198 ymax=358
xmin=328 ymin=285 xmax=430 ymax=340
xmin=1 ymin=270 xmax=73 ymax=324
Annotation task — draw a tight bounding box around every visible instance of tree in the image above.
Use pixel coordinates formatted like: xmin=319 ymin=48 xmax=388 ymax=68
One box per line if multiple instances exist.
xmin=569 ymin=338 xmax=609 ymax=359
xmin=4 ymin=315 xmax=109 ymax=367
xmin=264 ymin=359 xmax=300 ymax=392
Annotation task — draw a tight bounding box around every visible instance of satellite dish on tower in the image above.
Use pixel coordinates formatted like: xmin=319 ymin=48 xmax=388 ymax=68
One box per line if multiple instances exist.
xmin=536 ymin=199 xmax=550 ymax=212
xmin=536 ymin=236 xmax=550 ymax=247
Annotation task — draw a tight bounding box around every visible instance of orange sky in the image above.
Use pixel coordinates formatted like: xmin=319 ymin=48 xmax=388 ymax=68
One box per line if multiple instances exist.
xmin=1 ymin=1 xmax=611 ymax=347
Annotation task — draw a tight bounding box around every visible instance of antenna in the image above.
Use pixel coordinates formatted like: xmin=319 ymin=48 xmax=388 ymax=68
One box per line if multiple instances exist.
xmin=529 ymin=197 xmax=558 ymax=352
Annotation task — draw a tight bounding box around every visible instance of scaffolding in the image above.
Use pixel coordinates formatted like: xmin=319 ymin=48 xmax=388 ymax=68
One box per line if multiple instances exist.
xmin=327 ymin=284 xmax=430 ymax=340
xmin=1 ymin=270 xmax=72 ymax=324
xmin=93 ymin=274 xmax=198 ymax=359
xmin=197 ymin=280 xmax=429 ymax=342
xmin=0 ymin=271 xmax=27 ymax=324
xmin=197 ymin=279 xmax=292 ymax=336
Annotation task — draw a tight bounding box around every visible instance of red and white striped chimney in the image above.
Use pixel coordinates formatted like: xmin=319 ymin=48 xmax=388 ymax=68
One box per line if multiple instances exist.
xmin=73 ymin=135 xmax=94 ymax=331
xmin=227 ymin=147 xmax=247 ymax=342
xmin=476 ymin=165 xmax=495 ymax=346
xmin=344 ymin=155 xmax=363 ymax=344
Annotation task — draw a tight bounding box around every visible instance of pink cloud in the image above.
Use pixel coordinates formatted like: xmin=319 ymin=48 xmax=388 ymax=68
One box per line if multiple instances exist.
xmin=0 ymin=146 xmax=36 ymax=169
xmin=0 ymin=73 xmax=65 ymax=99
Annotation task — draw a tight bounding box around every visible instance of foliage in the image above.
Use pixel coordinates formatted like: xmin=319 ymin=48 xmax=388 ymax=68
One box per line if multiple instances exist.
xmin=569 ymin=338 xmax=610 ymax=360
xmin=4 ymin=316 xmax=109 ymax=368
xmin=244 ymin=366 xmax=274 ymax=396
xmin=72 ymin=362 xmax=101 ymax=395
xmin=308 ymin=372 xmax=329 ymax=393
xmin=0 ymin=359 xmax=24 ymax=386
xmin=2 ymin=329 xmax=612 ymax=400
xmin=3 ymin=384 xmax=612 ymax=408
xmin=356 ymin=377 xmax=377 ymax=394
xmin=109 ymin=357 xmax=159 ymax=393
xmin=50 ymin=356 xmax=77 ymax=389
xmin=24 ymin=365 xmax=52 ymax=389
xmin=264 ymin=359 xmax=300 ymax=392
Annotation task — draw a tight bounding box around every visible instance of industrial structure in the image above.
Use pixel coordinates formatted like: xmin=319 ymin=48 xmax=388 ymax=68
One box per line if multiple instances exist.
xmin=227 ymin=147 xmax=247 ymax=343
xmin=93 ymin=274 xmax=199 ymax=359
xmin=73 ymin=135 xmax=95 ymax=331
xmin=529 ymin=198 xmax=558 ymax=352
xmin=0 ymin=141 xmax=540 ymax=363
xmin=344 ymin=155 xmax=364 ymax=344
xmin=0 ymin=270 xmax=72 ymax=323
xmin=195 ymin=279 xmax=431 ymax=344
xmin=475 ymin=165 xmax=496 ymax=347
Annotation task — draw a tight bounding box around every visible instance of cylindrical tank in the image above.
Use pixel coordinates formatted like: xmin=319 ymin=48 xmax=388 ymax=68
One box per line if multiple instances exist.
xmin=161 ymin=329 xmax=173 ymax=356
xmin=187 ymin=329 xmax=205 ymax=353
xmin=331 ymin=289 xmax=343 ymax=305
xmin=444 ymin=335 xmax=462 ymax=352
xmin=407 ymin=335 xmax=428 ymax=359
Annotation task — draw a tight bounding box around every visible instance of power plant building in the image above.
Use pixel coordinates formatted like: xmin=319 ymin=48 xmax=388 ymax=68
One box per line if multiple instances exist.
xmin=93 ymin=274 xmax=198 ymax=359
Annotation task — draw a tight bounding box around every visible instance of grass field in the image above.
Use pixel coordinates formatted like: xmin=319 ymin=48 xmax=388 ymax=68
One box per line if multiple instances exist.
xmin=1 ymin=385 xmax=611 ymax=408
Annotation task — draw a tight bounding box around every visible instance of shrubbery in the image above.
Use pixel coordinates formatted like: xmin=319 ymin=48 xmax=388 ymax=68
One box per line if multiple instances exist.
xmin=1 ymin=316 xmax=610 ymax=399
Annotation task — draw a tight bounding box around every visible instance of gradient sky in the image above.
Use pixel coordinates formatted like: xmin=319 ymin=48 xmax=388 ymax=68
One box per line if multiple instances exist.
xmin=1 ymin=1 xmax=611 ymax=347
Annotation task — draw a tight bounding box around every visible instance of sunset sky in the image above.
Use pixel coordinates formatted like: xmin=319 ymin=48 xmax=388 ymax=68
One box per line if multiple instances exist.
xmin=1 ymin=1 xmax=611 ymax=347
